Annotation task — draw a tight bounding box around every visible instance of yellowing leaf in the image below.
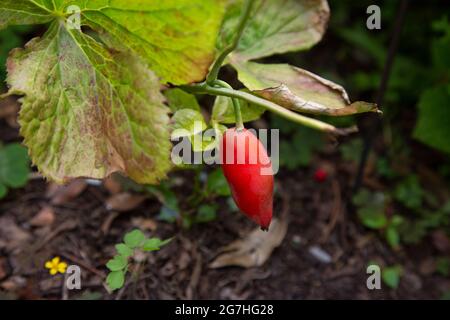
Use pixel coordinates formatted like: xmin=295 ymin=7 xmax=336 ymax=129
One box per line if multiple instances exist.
xmin=220 ymin=0 xmax=329 ymax=61
xmin=1 ymin=0 xmax=227 ymax=85
xmin=7 ymin=22 xmax=171 ymax=184
xmin=0 ymin=0 xmax=53 ymax=29
xmin=232 ymin=60 xmax=379 ymax=116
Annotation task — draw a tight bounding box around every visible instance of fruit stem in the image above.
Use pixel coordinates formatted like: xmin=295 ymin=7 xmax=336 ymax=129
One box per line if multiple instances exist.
xmin=213 ymin=80 xmax=244 ymax=130
xmin=180 ymin=83 xmax=356 ymax=135
xmin=206 ymin=0 xmax=255 ymax=85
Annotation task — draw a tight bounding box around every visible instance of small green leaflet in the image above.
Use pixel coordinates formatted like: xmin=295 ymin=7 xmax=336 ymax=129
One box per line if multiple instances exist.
xmin=414 ymin=86 xmax=450 ymax=154
xmin=0 ymin=143 xmax=30 ymax=198
xmin=106 ymin=255 xmax=128 ymax=272
xmin=165 ymin=88 xmax=201 ymax=113
xmin=115 ymin=243 xmax=133 ymax=258
xmin=124 ymin=229 xmax=146 ymax=249
xmin=106 ymin=271 xmax=125 ymax=291
xmin=106 ymin=229 xmax=172 ymax=291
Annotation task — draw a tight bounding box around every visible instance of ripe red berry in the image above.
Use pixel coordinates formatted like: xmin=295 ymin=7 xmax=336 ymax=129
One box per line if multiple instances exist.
xmin=314 ymin=168 xmax=328 ymax=182
xmin=220 ymin=128 xmax=274 ymax=230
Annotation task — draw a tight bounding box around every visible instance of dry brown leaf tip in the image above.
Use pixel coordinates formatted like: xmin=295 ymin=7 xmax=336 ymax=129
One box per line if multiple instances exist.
xmin=209 ymin=218 xmax=288 ymax=269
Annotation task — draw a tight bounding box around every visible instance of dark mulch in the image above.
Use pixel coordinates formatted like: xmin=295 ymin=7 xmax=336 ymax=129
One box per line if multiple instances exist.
xmin=0 ymin=158 xmax=448 ymax=300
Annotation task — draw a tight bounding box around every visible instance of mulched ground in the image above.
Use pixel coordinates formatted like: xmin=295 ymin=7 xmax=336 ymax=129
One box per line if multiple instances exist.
xmin=0 ymin=124 xmax=448 ymax=300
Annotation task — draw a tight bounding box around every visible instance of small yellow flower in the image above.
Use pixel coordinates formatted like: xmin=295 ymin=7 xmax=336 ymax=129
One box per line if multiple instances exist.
xmin=45 ymin=257 xmax=68 ymax=275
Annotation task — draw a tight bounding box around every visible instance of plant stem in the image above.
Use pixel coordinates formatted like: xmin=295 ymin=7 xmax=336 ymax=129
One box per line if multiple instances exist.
xmin=213 ymin=80 xmax=244 ymax=130
xmin=206 ymin=0 xmax=255 ymax=85
xmin=180 ymin=83 xmax=355 ymax=135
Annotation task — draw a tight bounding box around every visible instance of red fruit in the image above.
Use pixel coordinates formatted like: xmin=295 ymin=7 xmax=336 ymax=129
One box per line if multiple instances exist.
xmin=220 ymin=128 xmax=274 ymax=230
xmin=314 ymin=168 xmax=328 ymax=182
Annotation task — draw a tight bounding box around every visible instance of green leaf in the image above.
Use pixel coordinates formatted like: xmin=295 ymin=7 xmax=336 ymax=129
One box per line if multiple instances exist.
xmin=385 ymin=225 xmax=400 ymax=249
xmin=106 ymin=270 xmax=125 ymax=291
xmin=218 ymin=0 xmax=376 ymax=119
xmin=81 ymin=0 xmax=226 ymax=84
xmin=159 ymin=238 xmax=173 ymax=247
xmin=436 ymin=257 xmax=450 ymax=277
xmin=219 ymin=0 xmax=329 ymax=61
xmin=0 ymin=143 xmax=30 ymax=188
xmin=142 ymin=238 xmax=162 ymax=251
xmin=227 ymin=196 xmax=239 ymax=212
xmin=171 ymin=108 xmax=218 ymax=152
xmin=211 ymin=95 xmax=265 ymax=124
xmin=279 ymin=126 xmax=323 ymax=169
xmin=147 ymin=183 xmax=179 ymax=211
xmin=142 ymin=237 xmax=172 ymax=251
xmin=164 ymin=88 xmax=200 ymax=112
xmin=106 ymin=255 xmax=128 ymax=271
xmin=1 ymin=0 xmax=226 ymax=84
xmin=189 ymin=133 xmax=219 ymax=153
xmin=115 ymin=243 xmax=133 ymax=258
xmin=0 ymin=183 xmax=7 ymax=199
xmin=171 ymin=109 xmax=207 ymax=139
xmin=353 ymin=191 xmax=387 ymax=229
xmin=394 ymin=175 xmax=423 ymax=210
xmin=230 ymin=60 xmax=378 ymax=116
xmin=75 ymin=290 xmax=103 ymax=300
xmin=157 ymin=206 xmax=179 ymax=223
xmin=0 ymin=0 xmax=53 ymax=29
xmin=195 ymin=204 xmax=217 ymax=223
xmin=207 ymin=169 xmax=231 ymax=196
xmin=7 ymin=22 xmax=172 ymax=184
xmin=358 ymin=206 xmax=388 ymax=229
xmin=124 ymin=229 xmax=145 ymax=248
xmin=414 ymin=86 xmax=450 ymax=154
xmin=382 ymin=266 xmax=402 ymax=289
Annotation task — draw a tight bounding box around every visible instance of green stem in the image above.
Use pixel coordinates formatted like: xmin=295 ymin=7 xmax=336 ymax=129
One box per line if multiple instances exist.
xmin=213 ymin=80 xmax=244 ymax=130
xmin=206 ymin=0 xmax=255 ymax=85
xmin=180 ymin=83 xmax=356 ymax=135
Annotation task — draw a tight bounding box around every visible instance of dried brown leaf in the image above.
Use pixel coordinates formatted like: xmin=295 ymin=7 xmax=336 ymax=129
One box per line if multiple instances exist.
xmin=29 ymin=206 xmax=55 ymax=227
xmin=209 ymin=218 xmax=288 ymax=269
xmin=105 ymin=192 xmax=146 ymax=212
xmin=47 ymin=179 xmax=88 ymax=205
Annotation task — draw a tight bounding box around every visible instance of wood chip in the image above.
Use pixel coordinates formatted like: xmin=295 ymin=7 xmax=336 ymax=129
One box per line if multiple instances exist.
xmin=29 ymin=206 xmax=55 ymax=227
xmin=105 ymin=193 xmax=146 ymax=212
xmin=47 ymin=179 xmax=88 ymax=205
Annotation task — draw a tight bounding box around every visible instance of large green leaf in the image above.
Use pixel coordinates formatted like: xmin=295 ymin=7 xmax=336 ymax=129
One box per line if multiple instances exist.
xmin=231 ymin=59 xmax=378 ymax=116
xmin=219 ymin=0 xmax=329 ymax=61
xmin=7 ymin=22 xmax=171 ymax=184
xmin=0 ymin=143 xmax=30 ymax=189
xmin=79 ymin=0 xmax=226 ymax=84
xmin=218 ymin=0 xmax=377 ymax=117
xmin=164 ymin=88 xmax=200 ymax=112
xmin=211 ymin=94 xmax=265 ymax=124
xmin=413 ymin=86 xmax=450 ymax=154
xmin=1 ymin=0 xmax=226 ymax=85
xmin=0 ymin=0 xmax=53 ymax=29
xmin=171 ymin=109 xmax=207 ymax=139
